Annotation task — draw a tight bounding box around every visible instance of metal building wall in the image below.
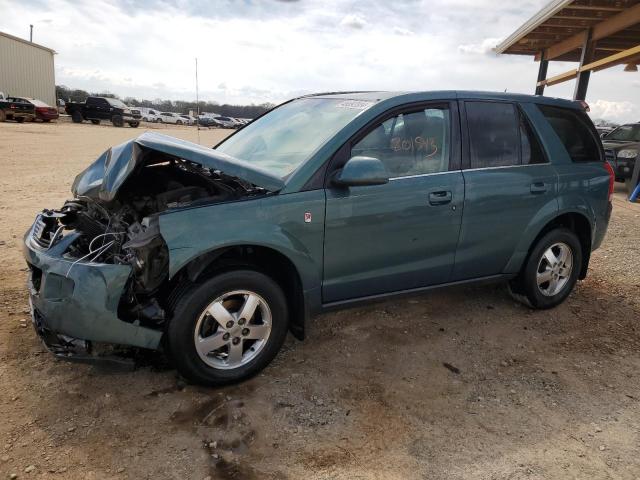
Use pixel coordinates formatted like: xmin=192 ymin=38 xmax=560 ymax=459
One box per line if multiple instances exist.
xmin=0 ymin=33 xmax=56 ymax=106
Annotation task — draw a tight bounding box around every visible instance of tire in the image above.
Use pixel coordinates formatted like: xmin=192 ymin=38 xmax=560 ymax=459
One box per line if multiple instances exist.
xmin=0 ymin=110 xmax=6 ymax=122
xmin=510 ymin=227 xmax=582 ymax=309
xmin=112 ymin=115 xmax=124 ymax=127
xmin=42 ymin=119 xmax=51 ymax=123
xmin=71 ymin=111 xmax=83 ymax=123
xmin=142 ymin=117 xmax=148 ymax=122
xmin=90 ymin=119 xmax=100 ymax=125
xmin=156 ymin=118 xmax=163 ymax=123
xmin=129 ymin=121 xmax=140 ymax=128
xmin=167 ymin=270 xmax=289 ymax=386
xmin=16 ymin=117 xmax=25 ymax=123
xmin=176 ymin=120 xmax=183 ymax=125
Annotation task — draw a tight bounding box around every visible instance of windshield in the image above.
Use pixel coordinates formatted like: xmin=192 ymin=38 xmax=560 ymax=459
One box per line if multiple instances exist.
xmin=605 ymin=124 xmax=640 ymax=142
xmin=106 ymin=98 xmax=128 ymax=108
xmin=215 ymin=97 xmax=374 ymax=177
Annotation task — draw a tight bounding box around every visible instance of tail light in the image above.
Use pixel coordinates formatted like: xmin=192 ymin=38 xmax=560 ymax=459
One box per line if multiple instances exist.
xmin=604 ymin=162 xmax=615 ymax=202
xmin=9 ymin=104 xmax=16 ymax=109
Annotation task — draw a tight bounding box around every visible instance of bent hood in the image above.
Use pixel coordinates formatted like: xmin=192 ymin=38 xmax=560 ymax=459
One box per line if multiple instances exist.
xmin=71 ymin=132 xmax=284 ymax=202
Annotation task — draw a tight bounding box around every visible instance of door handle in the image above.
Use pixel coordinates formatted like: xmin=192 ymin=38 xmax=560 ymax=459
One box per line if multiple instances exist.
xmin=530 ymin=182 xmax=547 ymax=194
xmin=428 ymin=190 xmax=452 ymax=206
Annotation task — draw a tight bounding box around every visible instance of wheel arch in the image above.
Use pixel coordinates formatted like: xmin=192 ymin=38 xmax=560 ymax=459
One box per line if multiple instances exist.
xmin=524 ymin=211 xmax=593 ymax=279
xmin=167 ymin=244 xmax=308 ymax=340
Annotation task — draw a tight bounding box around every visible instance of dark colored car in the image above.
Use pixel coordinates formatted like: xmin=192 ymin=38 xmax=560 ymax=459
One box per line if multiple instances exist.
xmin=0 ymin=95 xmax=35 ymax=122
xmin=65 ymin=96 xmax=141 ymax=127
xmin=198 ymin=116 xmax=217 ymax=127
xmin=602 ymin=123 xmax=640 ymax=191
xmin=24 ymin=91 xmax=612 ymax=386
xmin=9 ymin=97 xmax=59 ymax=122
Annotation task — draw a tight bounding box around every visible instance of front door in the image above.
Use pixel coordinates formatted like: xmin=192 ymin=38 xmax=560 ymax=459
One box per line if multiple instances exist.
xmin=323 ymin=102 xmax=464 ymax=303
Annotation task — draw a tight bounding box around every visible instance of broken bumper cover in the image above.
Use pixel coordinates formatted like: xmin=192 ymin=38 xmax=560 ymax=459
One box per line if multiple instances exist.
xmin=22 ymin=225 xmax=163 ymax=356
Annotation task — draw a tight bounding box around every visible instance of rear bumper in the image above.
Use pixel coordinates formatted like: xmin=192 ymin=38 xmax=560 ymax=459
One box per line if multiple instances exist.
xmin=37 ymin=112 xmax=59 ymax=120
xmin=22 ymin=223 xmax=162 ymax=352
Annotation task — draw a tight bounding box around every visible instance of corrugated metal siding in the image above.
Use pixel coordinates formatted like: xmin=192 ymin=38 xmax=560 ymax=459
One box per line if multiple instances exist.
xmin=0 ymin=34 xmax=56 ymax=106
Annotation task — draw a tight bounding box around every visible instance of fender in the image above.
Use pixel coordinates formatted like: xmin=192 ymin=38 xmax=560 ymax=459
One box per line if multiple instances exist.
xmin=157 ymin=190 xmax=326 ymax=295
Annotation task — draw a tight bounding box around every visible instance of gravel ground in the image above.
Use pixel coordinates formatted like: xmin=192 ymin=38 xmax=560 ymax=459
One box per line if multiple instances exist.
xmin=0 ymin=121 xmax=639 ymax=480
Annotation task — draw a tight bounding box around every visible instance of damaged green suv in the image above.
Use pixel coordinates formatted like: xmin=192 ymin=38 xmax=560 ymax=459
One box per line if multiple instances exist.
xmin=24 ymin=91 xmax=612 ymax=385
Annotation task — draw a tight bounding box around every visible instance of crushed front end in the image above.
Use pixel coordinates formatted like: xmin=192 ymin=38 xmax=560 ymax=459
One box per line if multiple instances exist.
xmin=22 ymin=132 xmax=275 ymax=362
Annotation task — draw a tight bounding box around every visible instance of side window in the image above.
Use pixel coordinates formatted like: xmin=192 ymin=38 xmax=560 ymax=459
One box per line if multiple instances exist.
xmin=466 ymin=101 xmax=519 ymax=168
xmin=519 ymin=111 xmax=547 ymax=165
xmin=351 ymin=106 xmax=450 ymax=177
xmin=86 ymin=98 xmax=97 ymax=106
xmin=537 ymin=105 xmax=602 ymax=162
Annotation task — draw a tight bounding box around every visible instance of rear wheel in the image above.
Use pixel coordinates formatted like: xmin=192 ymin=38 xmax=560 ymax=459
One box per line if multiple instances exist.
xmin=42 ymin=119 xmax=51 ymax=123
xmin=176 ymin=120 xmax=183 ymax=125
xmin=510 ymin=228 xmax=582 ymax=309
xmin=71 ymin=111 xmax=83 ymax=123
xmin=167 ymin=270 xmax=289 ymax=386
xmin=16 ymin=117 xmax=25 ymax=123
xmin=90 ymin=119 xmax=100 ymax=125
xmin=111 ymin=115 xmax=124 ymax=127
xmin=156 ymin=118 xmax=163 ymax=123
xmin=129 ymin=121 xmax=140 ymax=128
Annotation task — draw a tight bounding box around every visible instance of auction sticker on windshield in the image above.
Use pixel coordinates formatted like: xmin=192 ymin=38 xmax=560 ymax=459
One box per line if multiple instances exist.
xmin=336 ymin=100 xmax=376 ymax=110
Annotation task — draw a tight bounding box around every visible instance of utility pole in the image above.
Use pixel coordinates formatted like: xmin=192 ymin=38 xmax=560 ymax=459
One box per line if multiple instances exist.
xmin=29 ymin=24 xmax=33 ymax=42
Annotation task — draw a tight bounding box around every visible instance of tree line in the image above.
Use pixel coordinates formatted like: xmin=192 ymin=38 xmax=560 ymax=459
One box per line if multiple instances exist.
xmin=55 ymin=85 xmax=275 ymax=119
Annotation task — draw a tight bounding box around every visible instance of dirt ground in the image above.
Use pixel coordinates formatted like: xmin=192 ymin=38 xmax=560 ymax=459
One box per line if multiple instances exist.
xmin=0 ymin=120 xmax=639 ymax=480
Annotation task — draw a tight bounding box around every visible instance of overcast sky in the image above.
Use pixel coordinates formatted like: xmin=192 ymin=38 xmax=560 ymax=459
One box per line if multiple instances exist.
xmin=1 ymin=0 xmax=639 ymax=122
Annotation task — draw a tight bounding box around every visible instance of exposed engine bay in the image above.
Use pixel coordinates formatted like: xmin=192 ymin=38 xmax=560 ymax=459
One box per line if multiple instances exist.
xmin=31 ymin=154 xmax=267 ymax=328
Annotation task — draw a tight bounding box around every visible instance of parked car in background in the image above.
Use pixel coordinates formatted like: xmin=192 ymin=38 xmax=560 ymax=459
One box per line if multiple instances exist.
xmin=596 ymin=126 xmax=614 ymax=138
xmin=129 ymin=107 xmax=142 ymax=119
xmin=157 ymin=112 xmax=184 ymax=124
xmin=23 ymin=91 xmax=612 ymax=386
xmin=15 ymin=97 xmax=59 ymax=122
xmin=0 ymin=95 xmax=35 ymax=122
xmin=602 ymin=122 xmax=640 ymax=192
xmin=179 ymin=114 xmax=194 ymax=125
xmin=65 ymin=96 xmax=141 ymax=127
xmin=197 ymin=116 xmax=217 ymax=127
xmin=139 ymin=108 xmax=161 ymax=122
xmin=212 ymin=116 xmax=237 ymax=128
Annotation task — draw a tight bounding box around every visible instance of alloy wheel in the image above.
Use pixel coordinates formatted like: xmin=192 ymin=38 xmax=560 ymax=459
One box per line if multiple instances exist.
xmin=193 ymin=290 xmax=272 ymax=369
xmin=536 ymin=242 xmax=573 ymax=296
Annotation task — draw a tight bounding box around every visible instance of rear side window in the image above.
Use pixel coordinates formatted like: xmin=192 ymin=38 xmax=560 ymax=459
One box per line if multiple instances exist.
xmin=466 ymin=102 xmax=519 ymax=168
xmin=538 ymin=105 xmax=602 ymax=162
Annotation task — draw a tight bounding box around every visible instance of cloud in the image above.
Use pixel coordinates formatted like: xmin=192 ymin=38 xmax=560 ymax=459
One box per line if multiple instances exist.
xmin=0 ymin=0 xmax=636 ymax=120
xmin=339 ymin=14 xmax=367 ymax=29
xmin=458 ymin=37 xmax=504 ymax=55
xmin=589 ymin=100 xmax=638 ymax=123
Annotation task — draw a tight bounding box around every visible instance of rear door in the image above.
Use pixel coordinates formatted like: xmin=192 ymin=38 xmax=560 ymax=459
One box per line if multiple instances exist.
xmin=452 ymin=100 xmax=558 ymax=280
xmin=323 ymin=102 xmax=464 ymax=303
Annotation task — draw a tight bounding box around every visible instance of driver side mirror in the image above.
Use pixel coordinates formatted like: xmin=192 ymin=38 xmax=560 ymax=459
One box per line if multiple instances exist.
xmin=332 ymin=156 xmax=389 ymax=187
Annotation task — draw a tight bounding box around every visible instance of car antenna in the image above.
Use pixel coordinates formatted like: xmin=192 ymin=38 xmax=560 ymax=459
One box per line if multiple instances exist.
xmin=195 ymin=57 xmax=201 ymax=145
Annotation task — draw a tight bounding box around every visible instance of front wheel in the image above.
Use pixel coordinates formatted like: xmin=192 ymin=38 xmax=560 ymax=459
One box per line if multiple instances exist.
xmin=71 ymin=111 xmax=83 ymax=123
xmin=510 ymin=227 xmax=582 ymax=309
xmin=91 ymin=119 xmax=100 ymax=125
xmin=129 ymin=121 xmax=139 ymax=128
xmin=167 ymin=270 xmax=289 ymax=386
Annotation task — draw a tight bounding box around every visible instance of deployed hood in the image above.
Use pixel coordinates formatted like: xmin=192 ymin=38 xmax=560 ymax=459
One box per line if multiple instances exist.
xmin=72 ymin=132 xmax=284 ymax=201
